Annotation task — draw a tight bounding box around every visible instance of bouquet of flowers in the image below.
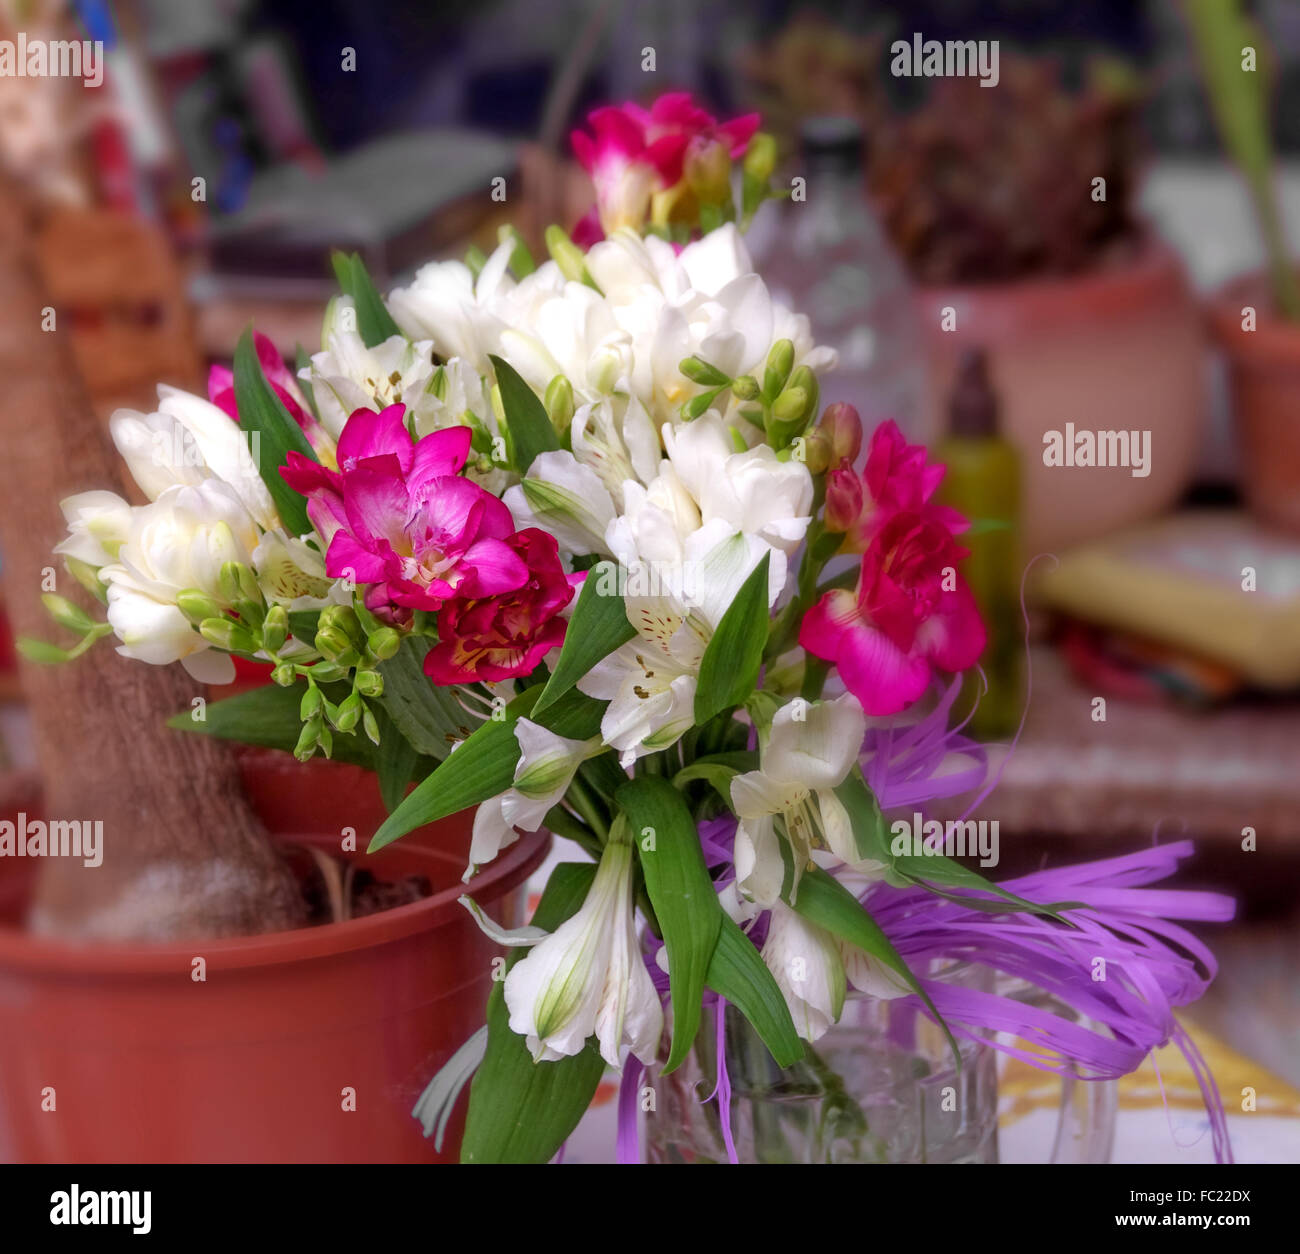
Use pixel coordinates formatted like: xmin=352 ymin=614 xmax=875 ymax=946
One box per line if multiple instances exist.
xmin=37 ymin=93 xmax=1232 ymax=1164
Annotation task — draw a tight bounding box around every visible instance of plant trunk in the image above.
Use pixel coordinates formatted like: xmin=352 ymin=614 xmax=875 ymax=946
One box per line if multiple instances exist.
xmin=0 ymin=193 xmax=306 ymax=939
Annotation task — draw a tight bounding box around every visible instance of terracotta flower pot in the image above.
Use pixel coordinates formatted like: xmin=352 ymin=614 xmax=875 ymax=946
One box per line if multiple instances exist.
xmin=0 ymin=781 xmax=547 ymax=1163
xmin=1206 ymin=271 xmax=1300 ymax=534
xmin=914 ymin=237 xmax=1206 ymax=553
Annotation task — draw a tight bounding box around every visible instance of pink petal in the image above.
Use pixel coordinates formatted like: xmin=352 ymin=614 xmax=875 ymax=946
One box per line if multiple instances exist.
xmin=798 ymin=588 xmax=859 ymax=661
xmin=337 ymin=404 xmax=412 ymax=472
xmin=919 ymin=581 xmax=987 ymax=672
xmin=459 ymin=536 xmax=530 ymax=597
xmin=836 ymin=622 xmax=932 ymax=717
xmin=325 ymin=531 xmax=389 ymax=584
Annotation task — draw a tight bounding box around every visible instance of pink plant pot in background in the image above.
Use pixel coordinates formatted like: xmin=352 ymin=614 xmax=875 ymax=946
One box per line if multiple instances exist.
xmin=914 ymin=236 xmax=1206 ymax=554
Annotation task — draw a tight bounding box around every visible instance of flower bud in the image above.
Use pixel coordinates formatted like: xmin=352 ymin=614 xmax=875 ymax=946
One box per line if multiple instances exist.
xmin=261 ymin=604 xmax=288 ymax=653
xmin=743 ymin=132 xmax=777 ymax=184
xmin=763 ymin=339 xmax=795 ymax=400
xmin=367 ymin=627 xmax=401 ymax=661
xmin=271 ymin=663 xmax=297 ymax=687
xmin=787 ymin=365 xmax=819 ymax=424
xmin=307 ymin=660 xmax=346 ymax=684
xmin=679 ymin=356 xmax=730 ymax=387
xmin=682 ymin=388 xmax=721 ymax=421
xmin=218 ymin=561 xmax=261 ymax=607
xmin=824 ymin=465 xmax=865 ymax=533
xmin=771 ymin=386 xmax=808 ymax=422
xmin=294 ymin=720 xmax=319 ymax=762
xmin=200 ymin=616 xmax=256 ymax=653
xmin=354 ymin=669 xmax=384 ymax=697
xmin=363 ymin=706 xmax=381 ymax=746
xmin=314 ymin=625 xmax=355 ymax=662
xmin=544 ymin=375 xmax=575 ymax=434
xmin=300 ymin=684 xmax=323 ymax=721
xmin=799 ymin=428 xmax=834 ymax=475
xmin=334 ymin=693 xmax=362 ymax=733
xmin=319 ymin=604 xmax=360 ymax=642
xmin=545 ymin=225 xmax=589 ymax=284
xmin=731 ymin=374 xmax=760 ymax=400
xmin=41 ymin=593 xmax=96 ymax=635
xmin=818 ymin=402 xmax=862 ymax=464
xmin=685 ymin=136 xmax=732 ymax=205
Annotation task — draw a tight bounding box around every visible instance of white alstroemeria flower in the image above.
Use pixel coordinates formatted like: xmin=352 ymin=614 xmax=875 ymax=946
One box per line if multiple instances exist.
xmin=569 ymin=390 xmax=660 ymax=506
xmin=251 ymin=530 xmax=341 ymax=611
xmin=100 ymin=480 xmax=262 ymax=683
xmin=54 ymin=490 xmax=133 ymax=568
xmin=761 ymin=901 xmax=847 ymax=1043
xmin=730 ymin=693 xmax=872 ymax=907
xmin=305 ymin=323 xmax=438 ymax=440
xmin=841 ymin=944 xmax=912 ymax=1001
xmin=503 ymin=823 xmax=663 ymax=1067
xmin=503 ymin=450 xmax=616 ymax=558
xmin=663 ymin=414 xmax=813 ymax=558
xmin=465 ymin=719 xmax=605 ymax=880
xmin=111 ymin=386 xmax=277 ymax=530
xmin=604 ymin=466 xmax=701 ymax=572
xmin=578 ymin=526 xmax=769 ymax=766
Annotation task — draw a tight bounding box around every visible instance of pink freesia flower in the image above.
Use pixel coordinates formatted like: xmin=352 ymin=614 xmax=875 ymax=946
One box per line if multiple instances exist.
xmin=800 ymin=510 xmax=985 ymax=716
xmin=209 ymin=330 xmax=335 ymax=464
xmin=840 ymin=420 xmax=967 ymax=551
xmin=424 ymin=529 xmax=575 ymax=684
xmin=282 ymin=404 xmax=526 ymax=614
xmin=571 ymin=91 xmax=759 ymax=237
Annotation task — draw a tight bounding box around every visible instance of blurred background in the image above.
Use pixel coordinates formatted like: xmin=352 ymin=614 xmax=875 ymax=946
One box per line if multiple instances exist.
xmin=0 ymin=0 xmax=1298 ymax=1160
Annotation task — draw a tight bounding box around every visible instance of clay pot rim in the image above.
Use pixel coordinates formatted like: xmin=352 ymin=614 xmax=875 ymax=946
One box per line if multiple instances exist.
xmin=1205 ymin=267 xmax=1300 ymax=362
xmin=913 ymin=232 xmax=1188 ymax=334
xmin=0 ymin=825 xmax=549 ymax=975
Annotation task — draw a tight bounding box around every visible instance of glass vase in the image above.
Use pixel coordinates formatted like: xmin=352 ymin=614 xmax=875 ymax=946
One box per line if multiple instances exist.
xmin=644 ymin=963 xmax=1116 ymax=1164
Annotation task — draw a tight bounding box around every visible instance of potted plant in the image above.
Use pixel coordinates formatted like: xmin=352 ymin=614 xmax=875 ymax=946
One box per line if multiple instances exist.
xmin=867 ymin=55 xmax=1206 ymax=553
xmin=1190 ymin=0 xmax=1300 ymax=533
xmin=10 ymin=92 xmax=1234 ymax=1165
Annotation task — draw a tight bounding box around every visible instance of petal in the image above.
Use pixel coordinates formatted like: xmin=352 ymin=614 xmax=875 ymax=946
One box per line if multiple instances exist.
xmin=836 ymin=621 xmax=932 ymax=717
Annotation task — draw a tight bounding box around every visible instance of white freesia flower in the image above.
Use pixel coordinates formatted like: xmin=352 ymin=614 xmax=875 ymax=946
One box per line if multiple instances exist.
xmin=731 ymin=693 xmax=874 ymax=906
xmin=761 ymin=901 xmax=846 ymax=1043
xmin=54 ymin=490 xmax=132 ymax=568
xmin=305 ymin=322 xmax=438 ymax=440
xmin=110 ymin=386 xmax=277 ymax=529
xmin=465 ymin=719 xmax=604 ymax=880
xmin=503 ymin=823 xmax=663 ymax=1067
xmin=100 ymin=480 xmax=262 ymax=683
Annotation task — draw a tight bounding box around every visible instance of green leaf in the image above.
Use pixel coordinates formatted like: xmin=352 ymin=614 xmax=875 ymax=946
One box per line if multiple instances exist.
xmin=705 ymin=914 xmax=803 ymax=1068
xmin=787 ymin=864 xmax=959 ymax=1070
xmin=694 ymin=551 xmax=770 ymax=725
xmin=372 ymin=705 xmax=419 ymax=814
xmin=233 ymin=327 xmax=318 ymax=536
xmin=490 ymin=354 xmax=559 ymax=474
xmin=376 ymin=636 xmax=479 ymax=759
xmin=168 ymin=680 xmax=377 ymax=769
xmin=461 ymin=862 xmax=606 ymax=1163
xmin=332 ymin=251 xmax=404 ymax=347
xmin=617 ymin=777 xmax=723 ymax=1073
xmin=834 ymin=770 xmax=1076 ymax=920
xmin=368 ymin=686 xmax=607 ymax=851
xmin=533 ymin=561 xmax=635 ymax=715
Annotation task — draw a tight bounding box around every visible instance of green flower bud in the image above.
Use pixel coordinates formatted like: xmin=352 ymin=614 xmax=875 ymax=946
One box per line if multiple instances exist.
xmin=271 ymin=663 xmax=297 ymax=687
xmin=544 ymin=375 xmax=575 ymax=434
xmin=199 ymin=617 xmax=256 ymax=653
xmin=362 ymin=707 xmax=381 ymax=746
xmin=763 ymin=339 xmax=795 ymax=400
xmin=317 ymin=725 xmax=334 ymax=759
xmin=319 ymin=604 xmax=361 ymax=642
xmin=787 ymin=364 xmax=819 ymax=424
xmin=307 ymin=660 xmax=346 ymax=683
xmin=743 ymin=132 xmax=778 ymax=184
xmin=64 ymin=557 xmax=108 ymax=604
xmin=731 ymin=374 xmax=760 ymax=400
xmin=334 ymin=693 xmax=362 ymax=733
xmin=218 ymin=561 xmax=260 ymax=606
xmin=679 ymin=356 xmax=730 ymax=387
xmin=261 ymin=604 xmax=288 ymax=653
xmin=41 ymin=593 xmax=96 ymax=635
xmin=300 ymin=684 xmax=323 ymax=721
xmin=354 ymin=669 xmax=384 ymax=698
xmin=545 ymin=225 xmax=589 ymax=284
xmin=176 ymin=589 xmax=224 ymax=625
xmin=771 ymin=386 xmax=808 ymax=422
xmin=293 ymin=721 xmax=319 ymax=762
xmin=367 ymin=628 xmax=401 ymax=661
xmin=682 ymin=388 xmax=720 ymax=421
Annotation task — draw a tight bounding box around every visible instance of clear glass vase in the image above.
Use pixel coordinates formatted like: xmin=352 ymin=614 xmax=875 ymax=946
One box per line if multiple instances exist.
xmin=644 ymin=964 xmax=1116 ymax=1164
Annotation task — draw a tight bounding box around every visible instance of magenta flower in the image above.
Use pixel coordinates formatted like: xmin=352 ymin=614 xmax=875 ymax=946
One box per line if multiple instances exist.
xmin=424 ymin=529 xmax=576 ymax=685
xmin=800 ymin=510 xmax=985 ymax=715
xmin=282 ymin=404 xmax=526 ymax=614
xmin=841 ymin=420 xmax=967 ymax=552
xmin=209 ymin=330 xmax=335 ymax=464
xmin=570 ymin=91 xmax=759 ymax=238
